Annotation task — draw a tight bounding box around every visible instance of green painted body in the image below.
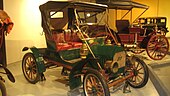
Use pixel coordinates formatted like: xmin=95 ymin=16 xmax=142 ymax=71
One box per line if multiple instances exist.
xmin=43 ymin=37 xmax=125 ymax=89
xmin=29 ymin=47 xmax=46 ymax=73
xmin=26 ymin=38 xmax=125 ymax=90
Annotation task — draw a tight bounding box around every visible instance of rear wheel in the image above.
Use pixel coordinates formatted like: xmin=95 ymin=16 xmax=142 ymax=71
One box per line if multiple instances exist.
xmin=126 ymin=56 xmax=149 ymax=88
xmin=22 ymin=53 xmax=40 ymax=84
xmin=0 ymin=80 xmax=6 ymax=96
xmin=83 ymin=68 xmax=110 ymax=96
xmin=146 ymin=35 xmax=169 ymax=60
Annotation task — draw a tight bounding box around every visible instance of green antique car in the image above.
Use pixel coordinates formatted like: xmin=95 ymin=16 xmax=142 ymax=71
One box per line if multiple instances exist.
xmin=22 ymin=1 xmax=149 ymax=96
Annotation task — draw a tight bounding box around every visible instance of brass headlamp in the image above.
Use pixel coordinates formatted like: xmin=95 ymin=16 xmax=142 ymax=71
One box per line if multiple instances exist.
xmin=80 ymin=43 xmax=88 ymax=59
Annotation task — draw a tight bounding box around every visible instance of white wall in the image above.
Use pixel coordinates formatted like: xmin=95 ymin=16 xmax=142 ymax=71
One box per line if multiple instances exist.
xmin=4 ymin=0 xmax=51 ymax=64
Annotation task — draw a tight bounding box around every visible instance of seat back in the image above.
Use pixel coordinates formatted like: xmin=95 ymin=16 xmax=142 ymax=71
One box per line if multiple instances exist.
xmin=49 ymin=8 xmax=68 ymax=31
xmin=116 ymin=20 xmax=130 ymax=34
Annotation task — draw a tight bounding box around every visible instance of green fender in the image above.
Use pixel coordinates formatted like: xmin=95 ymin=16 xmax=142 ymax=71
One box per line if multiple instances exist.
xmin=22 ymin=47 xmax=46 ymax=73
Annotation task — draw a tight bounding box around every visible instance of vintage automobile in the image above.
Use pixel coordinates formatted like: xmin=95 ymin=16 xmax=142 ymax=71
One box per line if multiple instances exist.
xmin=22 ymin=1 xmax=149 ymax=96
xmin=138 ymin=17 xmax=169 ymax=35
xmin=96 ymin=0 xmax=169 ymax=60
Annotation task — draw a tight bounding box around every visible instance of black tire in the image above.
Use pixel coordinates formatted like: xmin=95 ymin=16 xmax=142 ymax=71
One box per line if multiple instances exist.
xmin=0 ymin=80 xmax=6 ymax=96
xmin=22 ymin=53 xmax=40 ymax=84
xmin=127 ymin=56 xmax=149 ymax=88
xmin=83 ymin=68 xmax=110 ymax=96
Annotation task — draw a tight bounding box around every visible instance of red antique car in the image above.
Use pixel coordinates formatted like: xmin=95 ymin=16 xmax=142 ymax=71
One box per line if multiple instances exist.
xmin=96 ymin=0 xmax=169 ymax=60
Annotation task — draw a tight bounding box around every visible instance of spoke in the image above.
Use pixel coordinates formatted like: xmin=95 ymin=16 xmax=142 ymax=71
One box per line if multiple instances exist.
xmin=137 ymin=67 xmax=143 ymax=71
xmin=97 ymin=91 xmax=103 ymax=96
xmin=86 ymin=79 xmax=93 ymax=91
xmin=138 ymin=72 xmax=144 ymax=74
xmin=26 ymin=70 xmax=30 ymax=76
xmin=90 ymin=77 xmax=95 ymax=86
xmin=92 ymin=77 xmax=98 ymax=87
xmin=131 ymin=76 xmax=135 ymax=82
xmin=96 ymin=85 xmax=103 ymax=91
xmin=137 ymin=74 xmax=143 ymax=80
xmin=134 ymin=76 xmax=137 ymax=84
xmin=86 ymin=85 xmax=92 ymax=90
xmin=25 ymin=63 xmax=29 ymax=69
xmin=132 ymin=64 xmax=136 ymax=70
xmin=26 ymin=62 xmax=30 ymax=68
xmin=87 ymin=90 xmax=93 ymax=95
xmin=28 ymin=70 xmax=31 ymax=78
xmin=148 ymin=46 xmax=155 ymax=50
xmin=87 ymin=79 xmax=93 ymax=87
xmin=30 ymin=70 xmax=33 ymax=79
xmin=28 ymin=57 xmax=31 ymax=64
xmin=96 ymin=84 xmax=104 ymax=96
xmin=136 ymin=63 xmax=140 ymax=70
xmin=26 ymin=59 xmax=31 ymax=66
xmin=151 ymin=49 xmax=156 ymax=56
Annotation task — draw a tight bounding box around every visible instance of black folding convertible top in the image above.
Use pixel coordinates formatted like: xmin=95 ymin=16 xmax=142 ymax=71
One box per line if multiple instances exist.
xmin=96 ymin=0 xmax=149 ymax=10
xmin=39 ymin=1 xmax=108 ymax=34
xmin=39 ymin=1 xmax=107 ymax=12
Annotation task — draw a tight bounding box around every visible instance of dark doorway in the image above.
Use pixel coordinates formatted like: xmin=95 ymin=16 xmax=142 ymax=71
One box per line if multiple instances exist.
xmin=0 ymin=0 xmax=3 ymax=10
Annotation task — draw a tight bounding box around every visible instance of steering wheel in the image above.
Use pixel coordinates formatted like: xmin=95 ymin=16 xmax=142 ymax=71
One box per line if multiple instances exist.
xmin=76 ymin=25 xmax=90 ymax=40
xmin=80 ymin=25 xmax=89 ymax=33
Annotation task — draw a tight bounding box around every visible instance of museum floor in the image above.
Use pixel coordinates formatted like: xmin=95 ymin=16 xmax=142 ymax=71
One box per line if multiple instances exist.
xmin=4 ymin=40 xmax=170 ymax=96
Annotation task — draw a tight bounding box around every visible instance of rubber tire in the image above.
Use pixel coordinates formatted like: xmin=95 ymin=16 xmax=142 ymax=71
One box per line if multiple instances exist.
xmin=127 ymin=56 xmax=149 ymax=88
xmin=22 ymin=52 xmax=40 ymax=84
xmin=0 ymin=80 xmax=6 ymax=96
xmin=83 ymin=68 xmax=110 ymax=96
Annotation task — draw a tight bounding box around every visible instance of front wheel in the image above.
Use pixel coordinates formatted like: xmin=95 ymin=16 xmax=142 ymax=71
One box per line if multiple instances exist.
xmin=0 ymin=80 xmax=6 ymax=96
xmin=22 ymin=53 xmax=40 ymax=84
xmin=83 ymin=68 xmax=110 ymax=96
xmin=126 ymin=56 xmax=149 ymax=88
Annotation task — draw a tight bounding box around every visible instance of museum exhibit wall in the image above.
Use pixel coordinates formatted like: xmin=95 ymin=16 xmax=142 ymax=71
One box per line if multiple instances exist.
xmin=3 ymin=0 xmax=67 ymax=64
xmin=136 ymin=0 xmax=170 ymax=32
xmin=3 ymin=0 xmax=170 ymax=64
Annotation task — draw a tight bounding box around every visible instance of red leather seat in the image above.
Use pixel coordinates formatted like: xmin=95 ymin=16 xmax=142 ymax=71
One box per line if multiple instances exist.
xmin=57 ymin=43 xmax=72 ymax=51
xmin=68 ymin=42 xmax=82 ymax=48
xmin=52 ymin=30 xmax=82 ymax=51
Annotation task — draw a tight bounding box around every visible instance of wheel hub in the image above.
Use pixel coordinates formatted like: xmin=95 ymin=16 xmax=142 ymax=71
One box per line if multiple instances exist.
xmin=91 ymin=86 xmax=98 ymax=95
xmin=133 ymin=69 xmax=138 ymax=76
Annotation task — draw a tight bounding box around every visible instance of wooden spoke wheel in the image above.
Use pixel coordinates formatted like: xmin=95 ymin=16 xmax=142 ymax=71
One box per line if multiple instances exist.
xmin=126 ymin=56 xmax=149 ymax=88
xmin=22 ymin=53 xmax=40 ymax=84
xmin=146 ymin=35 xmax=169 ymax=60
xmin=83 ymin=68 xmax=110 ymax=96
